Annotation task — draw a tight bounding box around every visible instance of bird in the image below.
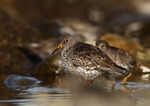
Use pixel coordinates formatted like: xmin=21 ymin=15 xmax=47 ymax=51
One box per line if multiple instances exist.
xmin=95 ymin=40 xmax=136 ymax=85
xmin=52 ymin=34 xmax=127 ymax=86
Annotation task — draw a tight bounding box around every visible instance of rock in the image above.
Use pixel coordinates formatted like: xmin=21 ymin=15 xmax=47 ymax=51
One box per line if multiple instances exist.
xmin=4 ymin=75 xmax=41 ymax=90
xmin=136 ymin=49 xmax=150 ymax=62
xmin=0 ymin=47 xmax=35 ymax=76
xmin=0 ymin=9 xmax=42 ymax=76
xmin=140 ymin=74 xmax=150 ymax=81
xmin=100 ymin=33 xmax=142 ymax=51
xmin=131 ymin=49 xmax=150 ymax=73
xmin=34 ymin=53 xmax=63 ymax=75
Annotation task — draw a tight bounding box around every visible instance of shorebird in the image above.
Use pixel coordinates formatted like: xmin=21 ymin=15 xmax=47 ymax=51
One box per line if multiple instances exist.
xmin=96 ymin=40 xmax=136 ymax=85
xmin=52 ymin=34 xmax=127 ymax=86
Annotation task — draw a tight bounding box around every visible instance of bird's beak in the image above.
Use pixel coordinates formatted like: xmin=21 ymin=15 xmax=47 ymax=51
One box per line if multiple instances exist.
xmin=52 ymin=43 xmax=63 ymax=54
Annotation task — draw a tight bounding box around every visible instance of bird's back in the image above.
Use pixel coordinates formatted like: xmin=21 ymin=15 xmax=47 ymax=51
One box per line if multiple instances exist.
xmin=108 ymin=46 xmax=136 ymax=71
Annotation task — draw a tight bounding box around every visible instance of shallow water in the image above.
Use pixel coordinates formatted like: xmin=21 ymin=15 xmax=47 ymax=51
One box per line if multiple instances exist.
xmin=0 ymin=74 xmax=150 ymax=106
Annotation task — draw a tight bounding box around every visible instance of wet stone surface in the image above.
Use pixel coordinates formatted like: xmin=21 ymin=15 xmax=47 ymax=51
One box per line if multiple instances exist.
xmin=132 ymin=49 xmax=150 ymax=74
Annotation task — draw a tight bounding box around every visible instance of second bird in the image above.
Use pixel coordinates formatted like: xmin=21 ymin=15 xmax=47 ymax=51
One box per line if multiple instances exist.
xmin=96 ymin=40 xmax=136 ymax=85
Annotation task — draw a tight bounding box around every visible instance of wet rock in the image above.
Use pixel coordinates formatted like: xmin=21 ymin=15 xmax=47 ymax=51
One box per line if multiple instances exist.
xmin=4 ymin=75 xmax=41 ymax=90
xmin=0 ymin=47 xmax=35 ymax=76
xmin=0 ymin=10 xmax=41 ymax=45
xmin=100 ymin=33 xmax=142 ymax=51
xmin=131 ymin=49 xmax=150 ymax=74
xmin=34 ymin=53 xmax=63 ymax=75
xmin=136 ymin=49 xmax=150 ymax=62
xmin=140 ymin=74 xmax=150 ymax=81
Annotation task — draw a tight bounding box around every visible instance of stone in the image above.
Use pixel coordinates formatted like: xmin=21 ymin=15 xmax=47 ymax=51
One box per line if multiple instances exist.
xmin=131 ymin=49 xmax=150 ymax=74
xmin=4 ymin=75 xmax=41 ymax=90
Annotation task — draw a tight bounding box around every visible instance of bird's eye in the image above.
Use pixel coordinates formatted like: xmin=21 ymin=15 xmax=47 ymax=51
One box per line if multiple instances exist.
xmin=64 ymin=39 xmax=68 ymax=43
xmin=101 ymin=44 xmax=105 ymax=48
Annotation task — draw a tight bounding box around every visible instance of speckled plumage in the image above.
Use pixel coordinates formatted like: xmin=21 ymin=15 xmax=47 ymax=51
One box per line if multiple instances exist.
xmin=52 ymin=34 xmax=126 ymax=82
xmin=96 ymin=40 xmax=136 ymax=73
xmin=96 ymin=40 xmax=136 ymax=84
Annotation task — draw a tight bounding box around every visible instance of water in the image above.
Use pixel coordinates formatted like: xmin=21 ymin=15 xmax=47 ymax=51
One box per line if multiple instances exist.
xmin=0 ymin=74 xmax=150 ymax=106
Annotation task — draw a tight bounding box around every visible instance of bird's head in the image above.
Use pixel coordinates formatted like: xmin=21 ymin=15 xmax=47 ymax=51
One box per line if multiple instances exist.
xmin=52 ymin=34 xmax=77 ymax=54
xmin=95 ymin=40 xmax=109 ymax=52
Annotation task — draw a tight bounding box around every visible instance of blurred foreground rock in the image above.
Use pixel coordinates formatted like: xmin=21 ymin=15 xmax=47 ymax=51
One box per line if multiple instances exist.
xmin=4 ymin=75 xmax=41 ymax=90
